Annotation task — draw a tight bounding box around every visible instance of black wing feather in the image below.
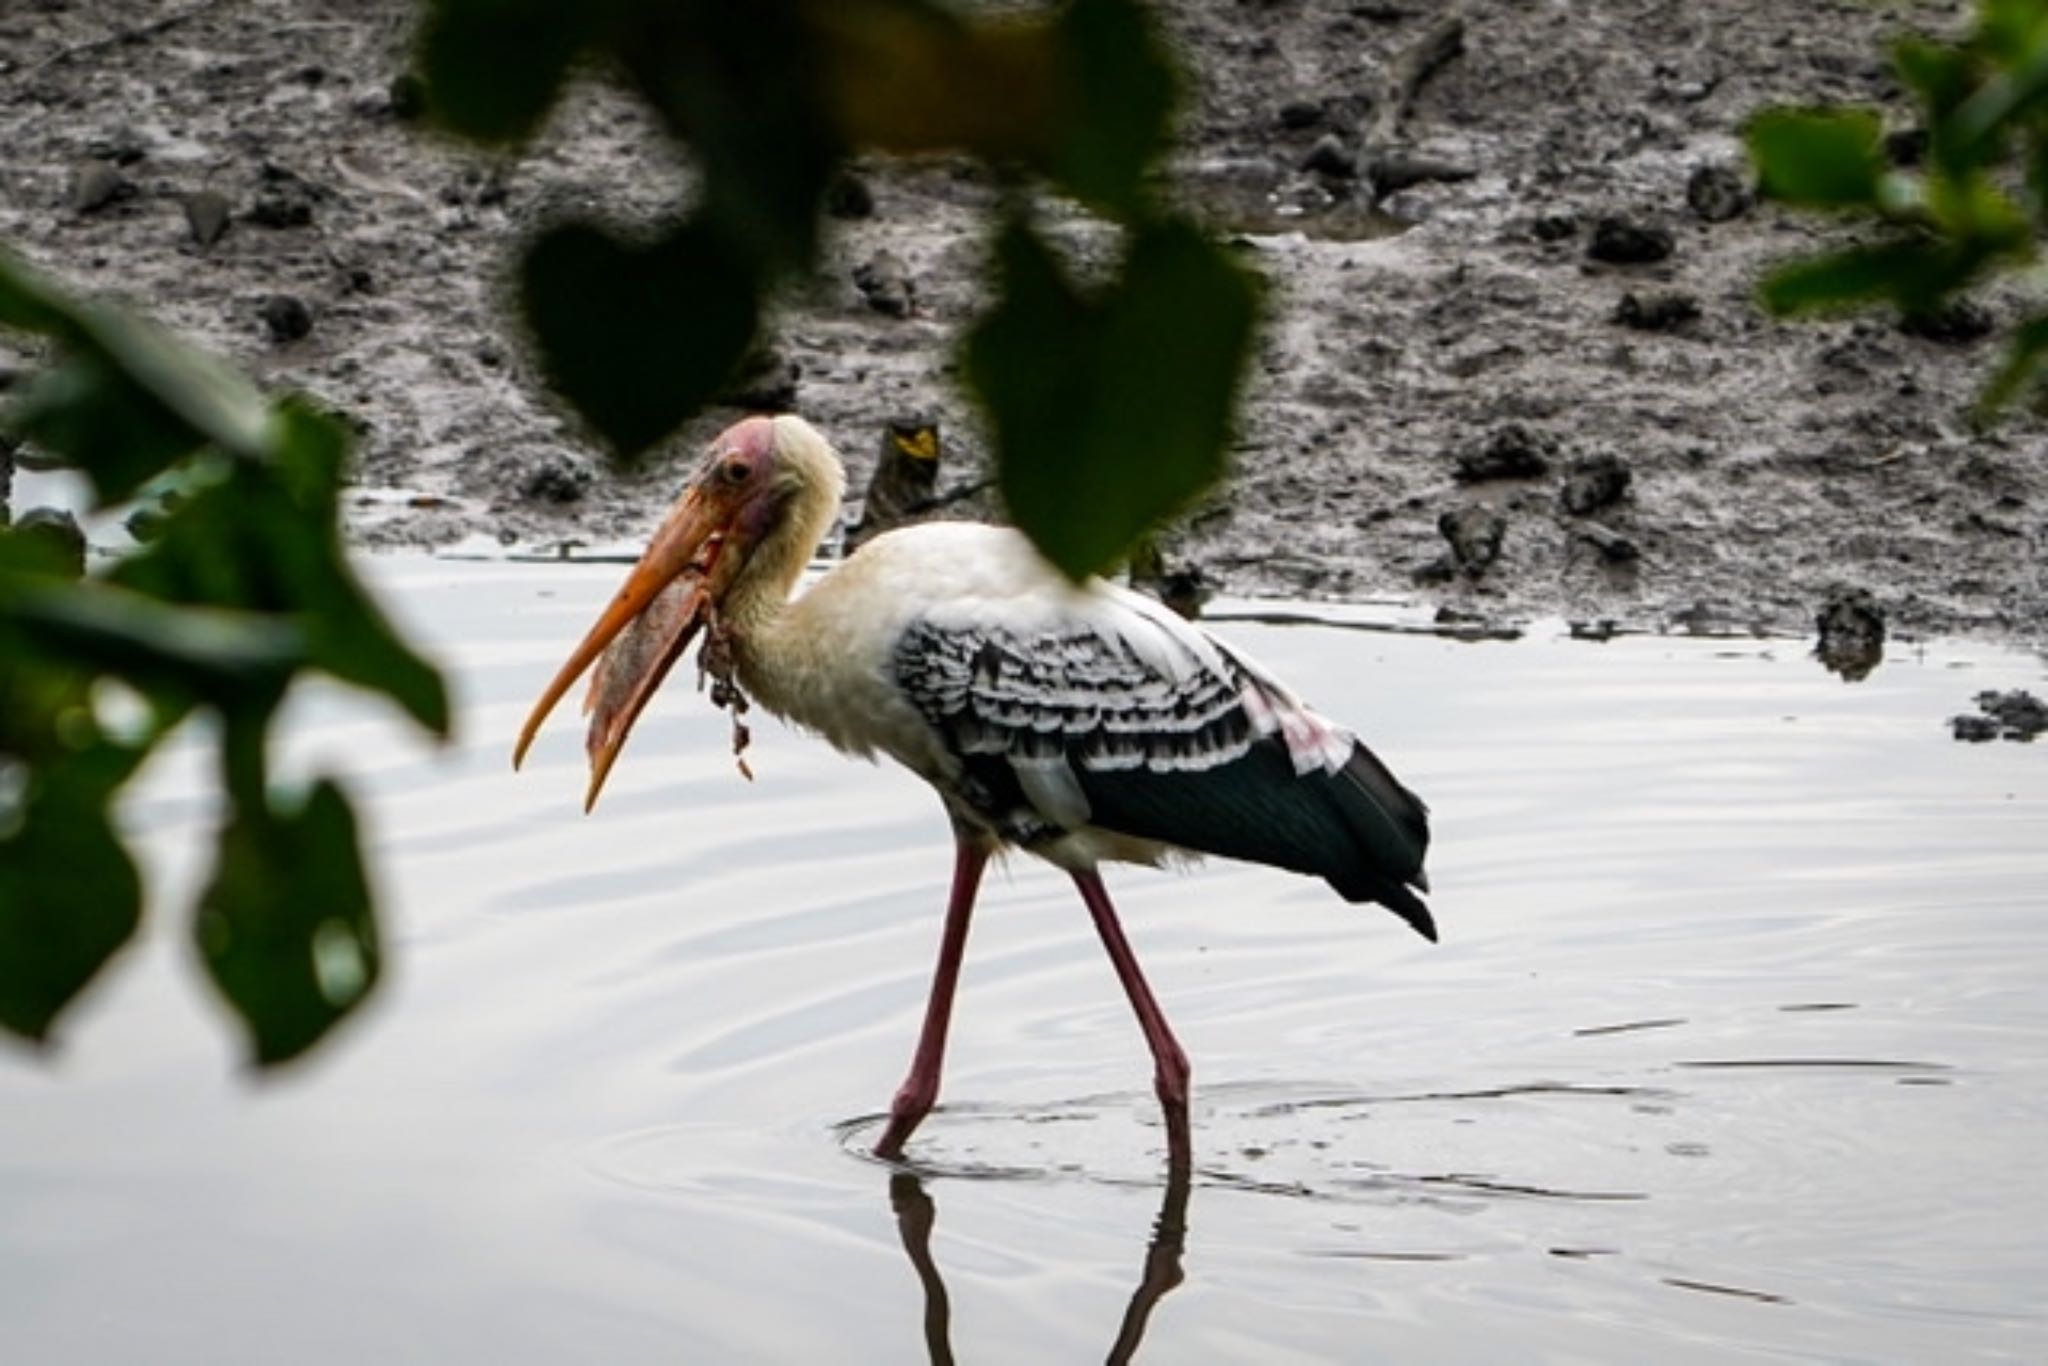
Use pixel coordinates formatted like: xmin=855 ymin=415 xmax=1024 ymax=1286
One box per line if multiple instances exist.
xmin=892 ymin=614 xmax=1434 ymax=938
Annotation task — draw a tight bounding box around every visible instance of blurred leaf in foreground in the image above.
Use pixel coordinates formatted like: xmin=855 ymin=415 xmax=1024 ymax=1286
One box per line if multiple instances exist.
xmin=0 ymin=739 xmax=144 ymax=1044
xmin=1748 ymin=109 xmax=1887 ymax=209
xmin=965 ymin=213 xmax=1260 ymax=581
xmin=0 ymin=247 xmax=445 ymax=1065
xmin=196 ymin=778 xmax=381 ymax=1067
xmin=1748 ymin=1 xmax=2048 ymax=413
xmin=519 ymin=220 xmax=762 ymax=460
xmin=410 ymin=0 xmax=1250 ymax=584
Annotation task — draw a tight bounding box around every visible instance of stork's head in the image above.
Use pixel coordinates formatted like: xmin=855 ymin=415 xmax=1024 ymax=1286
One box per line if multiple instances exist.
xmin=513 ymin=414 xmax=845 ymax=808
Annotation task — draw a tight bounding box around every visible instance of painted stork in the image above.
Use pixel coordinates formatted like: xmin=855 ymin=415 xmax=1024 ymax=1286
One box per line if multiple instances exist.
xmin=514 ymin=414 xmax=1433 ymax=1169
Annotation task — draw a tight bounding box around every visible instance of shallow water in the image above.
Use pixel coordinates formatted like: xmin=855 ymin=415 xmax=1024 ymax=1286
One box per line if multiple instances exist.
xmin=5 ymin=558 xmax=2046 ymax=1363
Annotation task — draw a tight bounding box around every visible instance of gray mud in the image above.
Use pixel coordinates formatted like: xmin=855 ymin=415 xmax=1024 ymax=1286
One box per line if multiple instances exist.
xmin=3 ymin=0 xmax=2044 ymax=639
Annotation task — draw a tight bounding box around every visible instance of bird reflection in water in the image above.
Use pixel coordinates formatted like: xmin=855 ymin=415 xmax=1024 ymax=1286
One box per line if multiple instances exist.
xmin=887 ymin=1168 xmax=1192 ymax=1366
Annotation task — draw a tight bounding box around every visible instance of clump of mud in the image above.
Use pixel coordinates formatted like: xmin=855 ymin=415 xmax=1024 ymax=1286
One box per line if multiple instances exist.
xmin=1951 ymin=690 xmax=2048 ymax=743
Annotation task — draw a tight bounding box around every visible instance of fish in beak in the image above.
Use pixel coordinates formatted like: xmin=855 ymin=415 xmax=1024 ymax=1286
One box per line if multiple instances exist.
xmin=513 ymin=416 xmax=782 ymax=811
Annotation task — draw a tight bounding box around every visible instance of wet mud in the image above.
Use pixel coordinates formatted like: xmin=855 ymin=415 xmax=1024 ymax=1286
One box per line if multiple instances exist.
xmin=3 ymin=0 xmax=2044 ymax=640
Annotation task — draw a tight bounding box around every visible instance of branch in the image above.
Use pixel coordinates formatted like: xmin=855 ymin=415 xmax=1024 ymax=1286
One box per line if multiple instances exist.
xmin=1358 ymin=8 xmax=1473 ymax=201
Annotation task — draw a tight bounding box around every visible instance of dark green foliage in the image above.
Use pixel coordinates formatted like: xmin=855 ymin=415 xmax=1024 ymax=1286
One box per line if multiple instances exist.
xmin=1758 ymin=239 xmax=1973 ymax=317
xmin=0 ymin=249 xmax=446 ymax=1065
xmin=413 ymin=0 xmax=605 ymax=144
xmin=520 ymin=221 xmax=763 ymax=459
xmin=1748 ymin=0 xmax=2048 ymax=413
xmin=412 ymin=0 xmax=1256 ymax=579
xmin=966 ymin=214 xmax=1260 ymax=580
xmin=1047 ymin=0 xmax=1181 ymax=217
xmin=1748 ymin=109 xmax=1885 ymax=208
xmin=0 ymin=739 xmax=144 ymax=1042
xmin=196 ymin=779 xmax=380 ymax=1066
xmin=612 ymin=4 xmax=840 ymax=275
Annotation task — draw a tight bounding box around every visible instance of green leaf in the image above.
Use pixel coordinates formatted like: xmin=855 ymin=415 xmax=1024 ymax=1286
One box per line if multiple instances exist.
xmin=0 ymin=516 xmax=87 ymax=582
xmin=271 ymin=405 xmax=451 ymax=736
xmin=1978 ymin=312 xmax=2048 ymax=412
xmin=1759 ymin=239 xmax=1966 ymax=315
xmin=1894 ymin=37 xmax=1979 ymax=123
xmin=413 ymin=0 xmax=604 ymax=144
xmin=611 ymin=2 xmax=837 ymax=271
xmin=1048 ymin=0 xmax=1180 ymax=216
xmin=965 ymin=213 xmax=1260 ymax=580
xmin=0 ymin=577 xmax=304 ymax=697
xmin=0 ymin=249 xmax=270 ymax=502
xmin=0 ymin=739 xmax=144 ymax=1044
xmin=194 ymin=778 xmax=380 ymax=1067
xmin=1924 ymin=171 xmax=2030 ymax=249
xmin=0 ymin=248 xmax=70 ymax=333
xmin=1949 ymin=38 xmax=2048 ymax=163
xmin=106 ymin=434 xmax=450 ymax=737
xmin=520 ymin=218 xmax=760 ymax=459
xmin=1747 ymin=108 xmax=1886 ymax=208
xmin=1977 ymin=0 xmax=2048 ymax=64
xmin=5 ymin=354 xmax=208 ymax=505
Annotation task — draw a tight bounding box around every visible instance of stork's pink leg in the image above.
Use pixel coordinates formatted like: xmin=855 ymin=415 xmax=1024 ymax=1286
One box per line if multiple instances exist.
xmin=875 ymin=838 xmax=990 ymax=1160
xmin=1072 ymin=870 xmax=1193 ymax=1171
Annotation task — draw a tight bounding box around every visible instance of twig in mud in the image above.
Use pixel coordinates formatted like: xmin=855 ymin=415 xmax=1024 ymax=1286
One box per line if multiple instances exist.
xmin=33 ymin=0 xmax=236 ymax=74
xmin=1357 ymin=8 xmax=1475 ymax=202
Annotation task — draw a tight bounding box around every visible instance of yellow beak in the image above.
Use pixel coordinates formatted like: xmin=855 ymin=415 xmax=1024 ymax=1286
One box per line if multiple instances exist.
xmin=512 ymin=485 xmax=732 ymax=811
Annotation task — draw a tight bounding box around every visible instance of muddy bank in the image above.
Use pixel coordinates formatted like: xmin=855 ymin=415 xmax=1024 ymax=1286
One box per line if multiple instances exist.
xmin=2 ymin=0 xmax=2043 ymax=642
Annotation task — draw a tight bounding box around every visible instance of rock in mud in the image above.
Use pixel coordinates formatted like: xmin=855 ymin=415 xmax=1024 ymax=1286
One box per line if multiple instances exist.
xmin=1615 ymin=290 xmax=1700 ymax=332
xmin=1454 ymin=423 xmax=1554 ymax=482
xmin=182 ymin=189 xmax=231 ymax=245
xmin=722 ymin=349 xmax=800 ymax=412
xmin=1588 ymin=217 xmax=1674 ymax=265
xmin=1686 ymin=163 xmax=1753 ymax=222
xmin=69 ymin=159 xmax=134 ymax=214
xmin=1884 ymin=126 xmax=1928 ymax=167
xmin=1577 ymin=521 xmax=1640 ymax=564
xmin=247 ymin=164 xmax=322 ymax=228
xmin=87 ymin=129 xmax=149 ymax=166
xmin=1277 ymin=99 xmax=1326 ymax=130
xmin=1952 ymin=689 xmax=2048 ymax=742
xmin=1438 ymin=504 xmax=1506 ymax=575
xmin=518 ymin=453 xmax=593 ymax=505
xmin=1898 ymin=299 xmax=1994 ymax=347
xmin=825 ymin=170 xmax=874 ymax=219
xmin=1300 ymin=133 xmax=1357 ymax=179
xmin=1372 ymin=154 xmax=1476 ymax=197
xmin=1814 ymin=587 xmax=1885 ymax=681
xmin=852 ymin=249 xmax=915 ymax=318
xmin=1951 ymin=713 xmax=2000 ymax=743
xmin=260 ymin=294 xmax=313 ymax=344
xmin=1560 ymin=453 xmax=1631 ymax=515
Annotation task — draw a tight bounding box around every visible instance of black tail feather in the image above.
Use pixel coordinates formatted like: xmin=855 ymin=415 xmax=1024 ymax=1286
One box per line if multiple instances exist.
xmin=1074 ymin=736 xmax=1435 ymax=939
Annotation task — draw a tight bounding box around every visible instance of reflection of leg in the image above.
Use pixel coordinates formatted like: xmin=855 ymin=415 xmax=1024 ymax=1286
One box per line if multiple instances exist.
xmin=1072 ymin=870 xmax=1194 ymax=1172
xmin=876 ymin=838 xmax=990 ymax=1160
xmin=888 ymin=1174 xmax=956 ymax=1366
xmin=1106 ymin=1165 xmax=1193 ymax=1366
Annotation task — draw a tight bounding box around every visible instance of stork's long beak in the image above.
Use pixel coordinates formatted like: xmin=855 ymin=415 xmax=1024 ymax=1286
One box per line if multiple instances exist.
xmin=513 ymin=485 xmax=733 ymax=811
